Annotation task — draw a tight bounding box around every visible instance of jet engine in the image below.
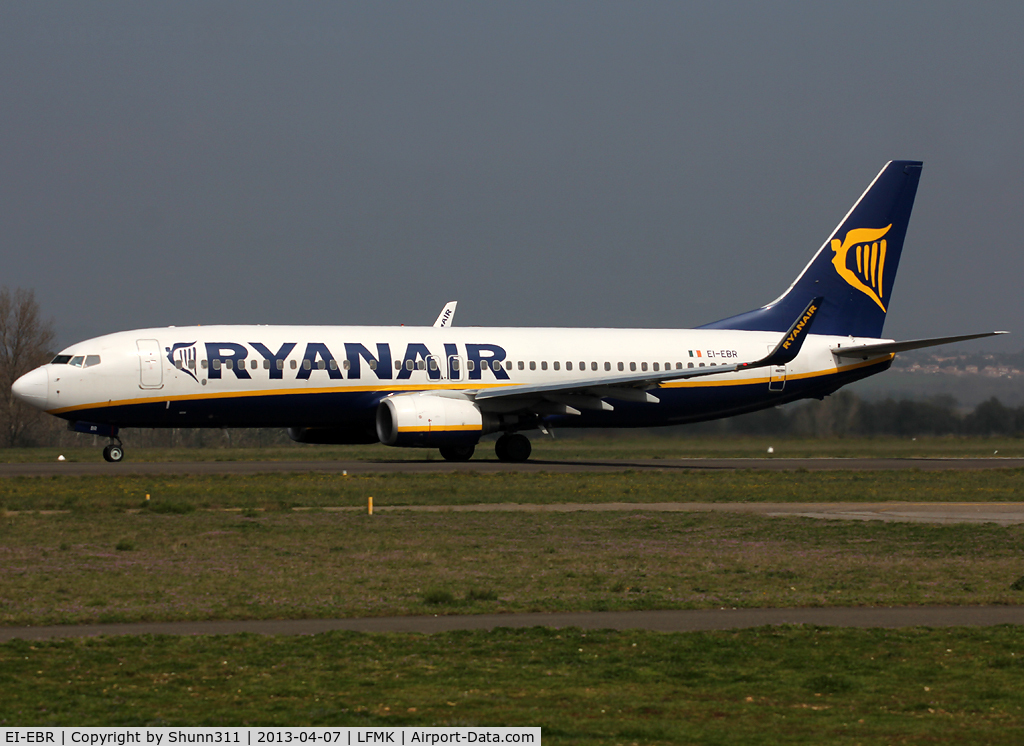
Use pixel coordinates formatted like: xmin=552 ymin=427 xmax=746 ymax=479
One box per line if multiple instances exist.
xmin=376 ymin=393 xmax=498 ymax=448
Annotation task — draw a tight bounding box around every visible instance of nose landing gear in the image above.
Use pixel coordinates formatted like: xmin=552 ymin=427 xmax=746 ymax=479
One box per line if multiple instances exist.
xmin=102 ymin=438 xmax=124 ymax=463
xmin=69 ymin=421 xmax=124 ymax=463
xmin=102 ymin=442 xmax=124 ymax=462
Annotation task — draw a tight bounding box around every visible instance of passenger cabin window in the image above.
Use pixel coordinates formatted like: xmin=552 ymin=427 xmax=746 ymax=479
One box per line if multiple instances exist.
xmin=368 ymin=360 xmax=376 ymax=370
xmin=641 ymin=362 xmax=648 ymax=372
xmin=263 ymin=360 xmax=271 ymax=369
xmin=51 ymin=355 xmax=72 ymax=365
xmin=429 ymin=359 xmax=438 ymax=372
xmin=417 ymin=360 xmax=425 ymax=370
xmin=541 ymin=361 xmax=548 ymax=371
xmin=630 ymin=362 xmax=636 ymax=372
xmin=303 ymin=360 xmax=312 ymax=370
xmin=518 ymin=361 xmax=524 ymax=370
xmin=225 ymin=359 xmax=233 ymax=370
xmin=653 ymin=363 xmax=660 ymax=371
xmin=467 ymin=360 xmax=476 ymax=371
xmin=605 ymin=362 xmax=611 ymax=371
xmin=529 ymin=361 xmax=536 ymax=371
xmin=578 ymin=361 xmax=585 ymax=371
xmin=201 ymin=360 xmax=209 ymax=369
xmin=405 ymin=360 xmax=414 ymax=371
xmin=290 ymin=360 xmax=297 ymax=370
xmin=251 ymin=359 xmax=258 ymax=370
xmin=618 ymin=362 xmax=624 ymax=372
xmin=553 ymin=361 xmax=560 ymax=371
xmin=506 ymin=361 xmax=512 ymax=370
xmin=688 ymin=362 xmax=694 ymax=368
xmin=481 ymin=360 xmax=490 ymax=371
xmin=676 ymin=363 xmax=683 ymax=369
xmin=175 ymin=359 xmax=183 ymax=370
xmin=591 ymin=362 xmax=597 ymax=371
xmin=395 ymin=361 xmax=403 ymax=370
xmin=566 ymin=362 xmax=573 ymax=371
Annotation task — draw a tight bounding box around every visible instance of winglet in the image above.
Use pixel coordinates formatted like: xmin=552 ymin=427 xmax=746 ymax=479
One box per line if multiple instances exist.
xmin=433 ymin=301 xmax=457 ymax=328
xmin=740 ymin=296 xmax=823 ymax=370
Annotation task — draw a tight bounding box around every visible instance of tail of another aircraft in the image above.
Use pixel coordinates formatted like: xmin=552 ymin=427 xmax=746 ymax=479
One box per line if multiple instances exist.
xmin=701 ymin=160 xmax=923 ymax=338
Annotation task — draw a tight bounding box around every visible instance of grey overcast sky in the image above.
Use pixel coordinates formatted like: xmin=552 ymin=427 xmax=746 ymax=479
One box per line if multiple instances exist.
xmin=2 ymin=2 xmax=1022 ymax=349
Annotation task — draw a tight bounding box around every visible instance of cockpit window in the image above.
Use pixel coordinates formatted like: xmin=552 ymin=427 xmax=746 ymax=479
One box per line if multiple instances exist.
xmin=51 ymin=355 xmax=72 ymax=365
xmin=84 ymin=355 xmax=101 ymax=368
xmin=69 ymin=356 xmax=85 ymax=368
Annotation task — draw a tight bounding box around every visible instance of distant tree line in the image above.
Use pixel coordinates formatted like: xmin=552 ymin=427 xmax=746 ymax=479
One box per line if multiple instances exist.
xmin=688 ymin=391 xmax=1024 ymax=438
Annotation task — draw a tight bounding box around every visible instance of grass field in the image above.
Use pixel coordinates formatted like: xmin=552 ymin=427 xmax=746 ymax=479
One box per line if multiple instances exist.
xmin=3 ymin=475 xmax=1024 ymax=624
xmin=6 ymin=433 xmax=1024 ymax=463
xmin=3 ymin=444 xmax=1024 ymax=739
xmin=3 ymin=626 xmax=1024 ymax=743
xmin=3 ymin=467 xmax=1024 ymax=514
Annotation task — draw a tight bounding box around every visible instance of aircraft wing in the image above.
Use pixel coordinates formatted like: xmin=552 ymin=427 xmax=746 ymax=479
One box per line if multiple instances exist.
xmin=472 ymin=297 xmax=823 ymax=414
xmin=831 ymin=331 xmax=1008 ymax=360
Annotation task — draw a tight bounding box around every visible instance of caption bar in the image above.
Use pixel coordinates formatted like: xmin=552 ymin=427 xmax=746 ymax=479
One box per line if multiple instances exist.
xmin=2 ymin=729 xmax=539 ymax=746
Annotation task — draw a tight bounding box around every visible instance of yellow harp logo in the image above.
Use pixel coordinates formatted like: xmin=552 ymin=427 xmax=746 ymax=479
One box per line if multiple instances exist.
xmin=830 ymin=224 xmax=892 ymax=312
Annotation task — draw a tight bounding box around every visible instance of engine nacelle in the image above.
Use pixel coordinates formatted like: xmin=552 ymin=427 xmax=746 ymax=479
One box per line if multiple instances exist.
xmin=376 ymin=394 xmax=498 ymax=448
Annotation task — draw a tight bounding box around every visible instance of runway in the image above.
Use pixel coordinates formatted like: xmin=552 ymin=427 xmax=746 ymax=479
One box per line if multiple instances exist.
xmin=1 ymin=456 xmax=1023 ymax=477
xmin=3 ymin=606 xmax=1023 ymax=642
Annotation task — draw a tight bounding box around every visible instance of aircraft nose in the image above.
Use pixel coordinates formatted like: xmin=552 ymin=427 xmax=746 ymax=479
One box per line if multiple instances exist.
xmin=12 ymin=366 xmax=49 ymax=409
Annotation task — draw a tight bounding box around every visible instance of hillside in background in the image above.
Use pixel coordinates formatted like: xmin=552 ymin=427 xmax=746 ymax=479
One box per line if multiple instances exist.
xmin=847 ymin=348 xmax=1024 ymax=408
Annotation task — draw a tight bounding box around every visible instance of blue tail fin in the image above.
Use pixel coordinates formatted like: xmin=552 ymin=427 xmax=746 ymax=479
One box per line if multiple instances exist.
xmin=700 ymin=160 xmax=923 ymax=338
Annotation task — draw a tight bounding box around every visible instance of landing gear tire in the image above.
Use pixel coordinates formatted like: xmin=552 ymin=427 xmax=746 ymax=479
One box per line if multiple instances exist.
xmin=495 ymin=433 xmax=531 ymax=462
xmin=439 ymin=444 xmax=475 ymax=462
xmin=102 ymin=444 xmax=124 ymax=463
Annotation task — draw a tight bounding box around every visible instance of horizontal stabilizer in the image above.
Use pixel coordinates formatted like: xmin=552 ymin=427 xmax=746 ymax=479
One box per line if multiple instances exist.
xmin=831 ymin=331 xmax=1008 ymax=360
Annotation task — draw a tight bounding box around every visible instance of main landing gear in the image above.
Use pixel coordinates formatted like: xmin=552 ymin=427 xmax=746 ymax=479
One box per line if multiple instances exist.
xmin=437 ymin=433 xmax=533 ymax=463
xmin=102 ymin=439 xmax=124 ymax=463
xmin=439 ymin=444 xmax=475 ymax=462
xmin=495 ymin=433 xmax=531 ymax=462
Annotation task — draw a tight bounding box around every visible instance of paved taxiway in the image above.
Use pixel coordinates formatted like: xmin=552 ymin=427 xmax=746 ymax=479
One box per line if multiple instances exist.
xmin=356 ymin=501 xmax=1024 ymax=525
xmin=1 ymin=456 xmax=1023 ymax=477
xmin=3 ymin=606 xmax=1023 ymax=642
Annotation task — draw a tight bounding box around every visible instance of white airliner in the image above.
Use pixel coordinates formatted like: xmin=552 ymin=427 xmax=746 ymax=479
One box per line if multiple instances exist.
xmin=12 ymin=161 xmax=1004 ymax=463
